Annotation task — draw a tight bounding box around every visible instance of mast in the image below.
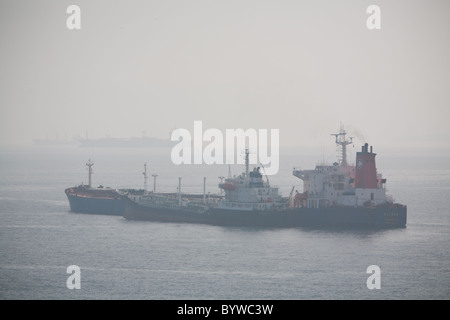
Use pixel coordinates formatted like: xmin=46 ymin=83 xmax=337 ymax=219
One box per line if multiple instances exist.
xmin=152 ymin=174 xmax=158 ymax=193
xmin=245 ymin=149 xmax=249 ymax=185
xmin=218 ymin=176 xmax=225 ymax=195
xmin=178 ymin=177 xmax=182 ymax=206
xmin=331 ymin=124 xmax=353 ymax=166
xmin=143 ymin=163 xmax=148 ymax=193
xmin=86 ymin=159 xmax=94 ymax=188
xmin=203 ymin=177 xmax=206 ymax=203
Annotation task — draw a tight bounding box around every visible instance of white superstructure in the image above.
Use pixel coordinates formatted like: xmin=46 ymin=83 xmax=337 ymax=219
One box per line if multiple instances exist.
xmin=218 ymin=150 xmax=287 ymax=211
xmin=293 ymin=126 xmax=391 ymax=209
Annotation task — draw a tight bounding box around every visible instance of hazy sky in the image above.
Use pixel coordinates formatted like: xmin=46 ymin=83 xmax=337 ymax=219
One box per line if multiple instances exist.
xmin=1 ymin=0 xmax=449 ymax=151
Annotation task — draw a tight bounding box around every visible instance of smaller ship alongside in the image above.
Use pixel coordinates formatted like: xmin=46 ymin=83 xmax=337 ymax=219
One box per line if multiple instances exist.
xmin=65 ymin=160 xmax=125 ymax=215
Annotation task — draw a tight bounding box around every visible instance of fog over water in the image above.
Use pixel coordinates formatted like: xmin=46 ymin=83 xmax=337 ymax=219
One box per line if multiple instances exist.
xmin=0 ymin=0 xmax=449 ymax=153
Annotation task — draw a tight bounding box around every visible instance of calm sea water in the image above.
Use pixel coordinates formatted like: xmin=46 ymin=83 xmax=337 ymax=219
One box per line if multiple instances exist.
xmin=1 ymin=145 xmax=449 ymax=300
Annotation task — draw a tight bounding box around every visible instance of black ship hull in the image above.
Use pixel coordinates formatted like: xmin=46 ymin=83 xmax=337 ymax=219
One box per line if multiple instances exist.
xmin=65 ymin=189 xmax=125 ymax=215
xmin=123 ymin=197 xmax=407 ymax=229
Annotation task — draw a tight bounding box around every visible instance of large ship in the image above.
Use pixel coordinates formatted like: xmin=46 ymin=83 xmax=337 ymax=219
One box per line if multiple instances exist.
xmin=65 ymin=160 xmax=125 ymax=215
xmin=122 ymin=129 xmax=406 ymax=228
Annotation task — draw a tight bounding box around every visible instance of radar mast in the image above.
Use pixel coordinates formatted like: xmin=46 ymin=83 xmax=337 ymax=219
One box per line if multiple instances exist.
xmin=331 ymin=124 xmax=353 ymax=166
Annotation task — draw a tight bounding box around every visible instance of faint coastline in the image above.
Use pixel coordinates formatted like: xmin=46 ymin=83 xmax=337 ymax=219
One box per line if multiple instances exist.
xmin=32 ymin=136 xmax=173 ymax=148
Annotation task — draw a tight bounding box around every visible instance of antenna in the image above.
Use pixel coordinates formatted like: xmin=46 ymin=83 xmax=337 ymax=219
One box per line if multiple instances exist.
xmin=259 ymin=162 xmax=270 ymax=185
xmin=331 ymin=124 xmax=353 ymax=166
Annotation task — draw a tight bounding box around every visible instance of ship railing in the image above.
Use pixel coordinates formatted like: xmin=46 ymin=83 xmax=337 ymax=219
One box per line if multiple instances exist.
xmin=218 ymin=201 xmax=288 ymax=212
xmin=218 ymin=201 xmax=253 ymax=209
xmin=307 ymin=191 xmax=326 ymax=199
xmin=140 ymin=193 xmax=219 ymax=209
